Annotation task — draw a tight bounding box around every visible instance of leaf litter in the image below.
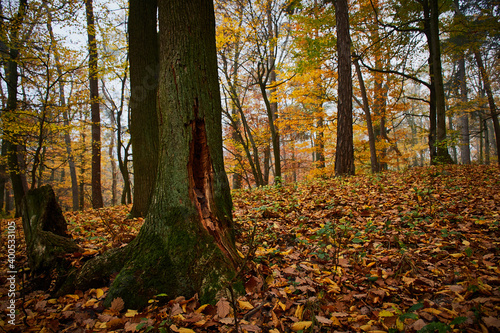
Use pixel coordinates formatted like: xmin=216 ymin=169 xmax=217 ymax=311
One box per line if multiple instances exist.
xmin=0 ymin=165 xmax=499 ymax=332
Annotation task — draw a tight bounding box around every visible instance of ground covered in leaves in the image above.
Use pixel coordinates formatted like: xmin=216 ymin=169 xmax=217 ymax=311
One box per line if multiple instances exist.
xmin=1 ymin=165 xmax=499 ymax=332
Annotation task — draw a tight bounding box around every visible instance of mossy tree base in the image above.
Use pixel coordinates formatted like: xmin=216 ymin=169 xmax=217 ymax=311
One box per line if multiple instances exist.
xmin=103 ymin=207 xmax=238 ymax=309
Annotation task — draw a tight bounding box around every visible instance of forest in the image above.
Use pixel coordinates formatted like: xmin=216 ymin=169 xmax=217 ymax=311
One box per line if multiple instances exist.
xmin=0 ymin=0 xmax=499 ymax=332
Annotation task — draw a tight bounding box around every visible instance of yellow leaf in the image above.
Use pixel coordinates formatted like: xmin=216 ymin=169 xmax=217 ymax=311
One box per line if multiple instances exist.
xmin=62 ymin=303 xmax=72 ymax=312
xmin=423 ymin=308 xmax=442 ymax=315
xmin=47 ymin=299 xmax=58 ymax=304
xmin=238 ymin=300 xmax=254 ymax=310
xmin=396 ymin=318 xmax=404 ymax=331
xmin=125 ymin=309 xmax=138 ymax=317
xmin=359 ymin=324 xmax=372 ymax=331
xmin=291 ymin=321 xmax=313 ymax=331
xmin=277 ymin=301 xmax=286 ymax=311
xmin=330 ymin=316 xmax=341 ymax=326
xmin=378 ymin=310 xmax=394 ymax=317
xmin=450 ymin=253 xmax=463 ymax=258
xmin=66 ymin=294 xmax=79 ymax=300
xmin=269 ymin=329 xmax=280 ymax=333
xmin=84 ymin=298 xmax=97 ymax=307
xmin=462 ymin=240 xmax=470 ymax=246
xmin=179 ymin=329 xmax=196 ymax=333
xmin=95 ymin=289 xmax=104 ymax=298
xmin=295 ymin=304 xmax=304 ymax=320
xmin=195 ymin=304 xmax=209 ymax=313
xmin=95 ymin=321 xmax=107 ymax=329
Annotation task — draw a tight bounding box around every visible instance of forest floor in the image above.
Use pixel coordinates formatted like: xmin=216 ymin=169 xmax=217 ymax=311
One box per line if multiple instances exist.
xmin=1 ymin=164 xmax=500 ymax=333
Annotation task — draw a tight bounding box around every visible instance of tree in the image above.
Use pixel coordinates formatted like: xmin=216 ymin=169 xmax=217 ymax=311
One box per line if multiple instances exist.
xmin=353 ymin=55 xmax=379 ymax=173
xmin=1 ymin=0 xmax=29 ymax=216
xmin=85 ymin=0 xmax=104 ymax=209
xmin=73 ymin=0 xmax=240 ymax=309
xmin=427 ymin=0 xmax=454 ymax=164
xmin=128 ymin=0 xmax=159 ymax=217
xmin=334 ymin=0 xmax=355 ymax=176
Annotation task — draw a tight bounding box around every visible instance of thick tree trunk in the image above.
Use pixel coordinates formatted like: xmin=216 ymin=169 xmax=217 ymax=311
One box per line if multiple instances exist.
xmin=129 ymin=0 xmax=159 ymax=217
xmin=334 ymin=0 xmax=355 ymax=176
xmin=85 ymin=0 xmax=104 ymax=209
xmin=78 ymin=0 xmax=241 ymax=309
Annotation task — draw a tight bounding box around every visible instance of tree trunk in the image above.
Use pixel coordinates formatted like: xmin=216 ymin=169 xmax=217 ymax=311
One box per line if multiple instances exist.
xmin=458 ymin=56 xmax=471 ymax=164
xmin=77 ymin=0 xmax=240 ymax=309
xmin=473 ymin=49 xmax=500 ymax=165
xmin=266 ymin=3 xmax=281 ymax=184
xmin=129 ymin=0 xmax=159 ymax=217
xmin=85 ymin=0 xmax=104 ymax=209
xmin=2 ymin=0 xmax=29 ymax=217
xmin=334 ymin=0 xmax=355 ymax=176
xmin=354 ymin=56 xmax=379 ymax=173
xmin=429 ymin=0 xmax=453 ymax=164
xmin=46 ymin=11 xmax=79 ymax=210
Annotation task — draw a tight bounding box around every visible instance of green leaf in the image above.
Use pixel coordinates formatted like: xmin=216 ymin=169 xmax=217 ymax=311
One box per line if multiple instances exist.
xmin=408 ymin=303 xmax=424 ymax=312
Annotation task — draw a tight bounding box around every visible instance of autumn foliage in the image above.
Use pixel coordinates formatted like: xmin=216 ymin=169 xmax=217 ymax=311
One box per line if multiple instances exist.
xmin=1 ymin=164 xmax=499 ymax=332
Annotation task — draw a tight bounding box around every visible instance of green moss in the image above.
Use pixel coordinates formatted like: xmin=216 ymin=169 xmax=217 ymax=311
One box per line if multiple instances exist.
xmin=104 ymin=206 xmax=240 ymax=309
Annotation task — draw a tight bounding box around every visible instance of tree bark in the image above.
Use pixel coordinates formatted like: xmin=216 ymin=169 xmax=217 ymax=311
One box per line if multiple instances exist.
xmin=473 ymin=49 xmax=500 ymax=165
xmin=458 ymin=57 xmax=471 ymax=164
xmin=129 ymin=0 xmax=159 ymax=217
xmin=266 ymin=2 xmax=281 ymax=184
xmin=334 ymin=0 xmax=355 ymax=176
xmin=85 ymin=0 xmax=104 ymax=209
xmin=428 ymin=0 xmax=453 ymax=164
xmin=354 ymin=56 xmax=379 ymax=173
xmin=2 ymin=0 xmax=29 ymax=216
xmin=76 ymin=0 xmax=240 ymax=309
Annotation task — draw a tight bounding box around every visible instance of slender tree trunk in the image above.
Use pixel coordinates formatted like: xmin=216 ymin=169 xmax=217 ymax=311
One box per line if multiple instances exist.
xmin=354 ymin=56 xmax=379 ymax=173
xmin=129 ymin=0 xmax=159 ymax=217
xmin=45 ymin=12 xmax=79 ymax=210
xmin=458 ymin=57 xmax=471 ymax=164
xmin=85 ymin=0 xmax=104 ymax=208
xmin=266 ymin=2 xmax=281 ymax=184
xmin=334 ymin=0 xmax=354 ymax=176
xmin=473 ymin=49 xmax=500 ymax=165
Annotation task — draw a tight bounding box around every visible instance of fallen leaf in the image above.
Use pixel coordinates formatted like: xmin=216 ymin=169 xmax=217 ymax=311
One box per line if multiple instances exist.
xmin=291 ymin=321 xmax=313 ymax=331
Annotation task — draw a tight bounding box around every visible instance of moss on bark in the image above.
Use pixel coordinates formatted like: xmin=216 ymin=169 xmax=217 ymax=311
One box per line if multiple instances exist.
xmin=103 ymin=206 xmax=236 ymax=309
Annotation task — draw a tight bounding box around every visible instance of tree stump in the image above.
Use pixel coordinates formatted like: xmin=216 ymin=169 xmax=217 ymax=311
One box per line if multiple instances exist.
xmin=21 ymin=185 xmax=81 ymax=288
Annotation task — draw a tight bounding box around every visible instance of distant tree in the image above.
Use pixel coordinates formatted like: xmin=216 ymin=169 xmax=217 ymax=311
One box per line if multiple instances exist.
xmin=85 ymin=0 xmax=104 ymax=209
xmin=334 ymin=0 xmax=355 ymax=176
xmin=129 ymin=0 xmax=159 ymax=217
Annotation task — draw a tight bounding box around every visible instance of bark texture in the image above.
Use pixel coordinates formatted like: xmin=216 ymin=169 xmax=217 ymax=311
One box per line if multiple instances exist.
xmin=334 ymin=0 xmax=355 ymax=176
xmin=129 ymin=0 xmax=159 ymax=217
xmin=85 ymin=0 xmax=104 ymax=208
